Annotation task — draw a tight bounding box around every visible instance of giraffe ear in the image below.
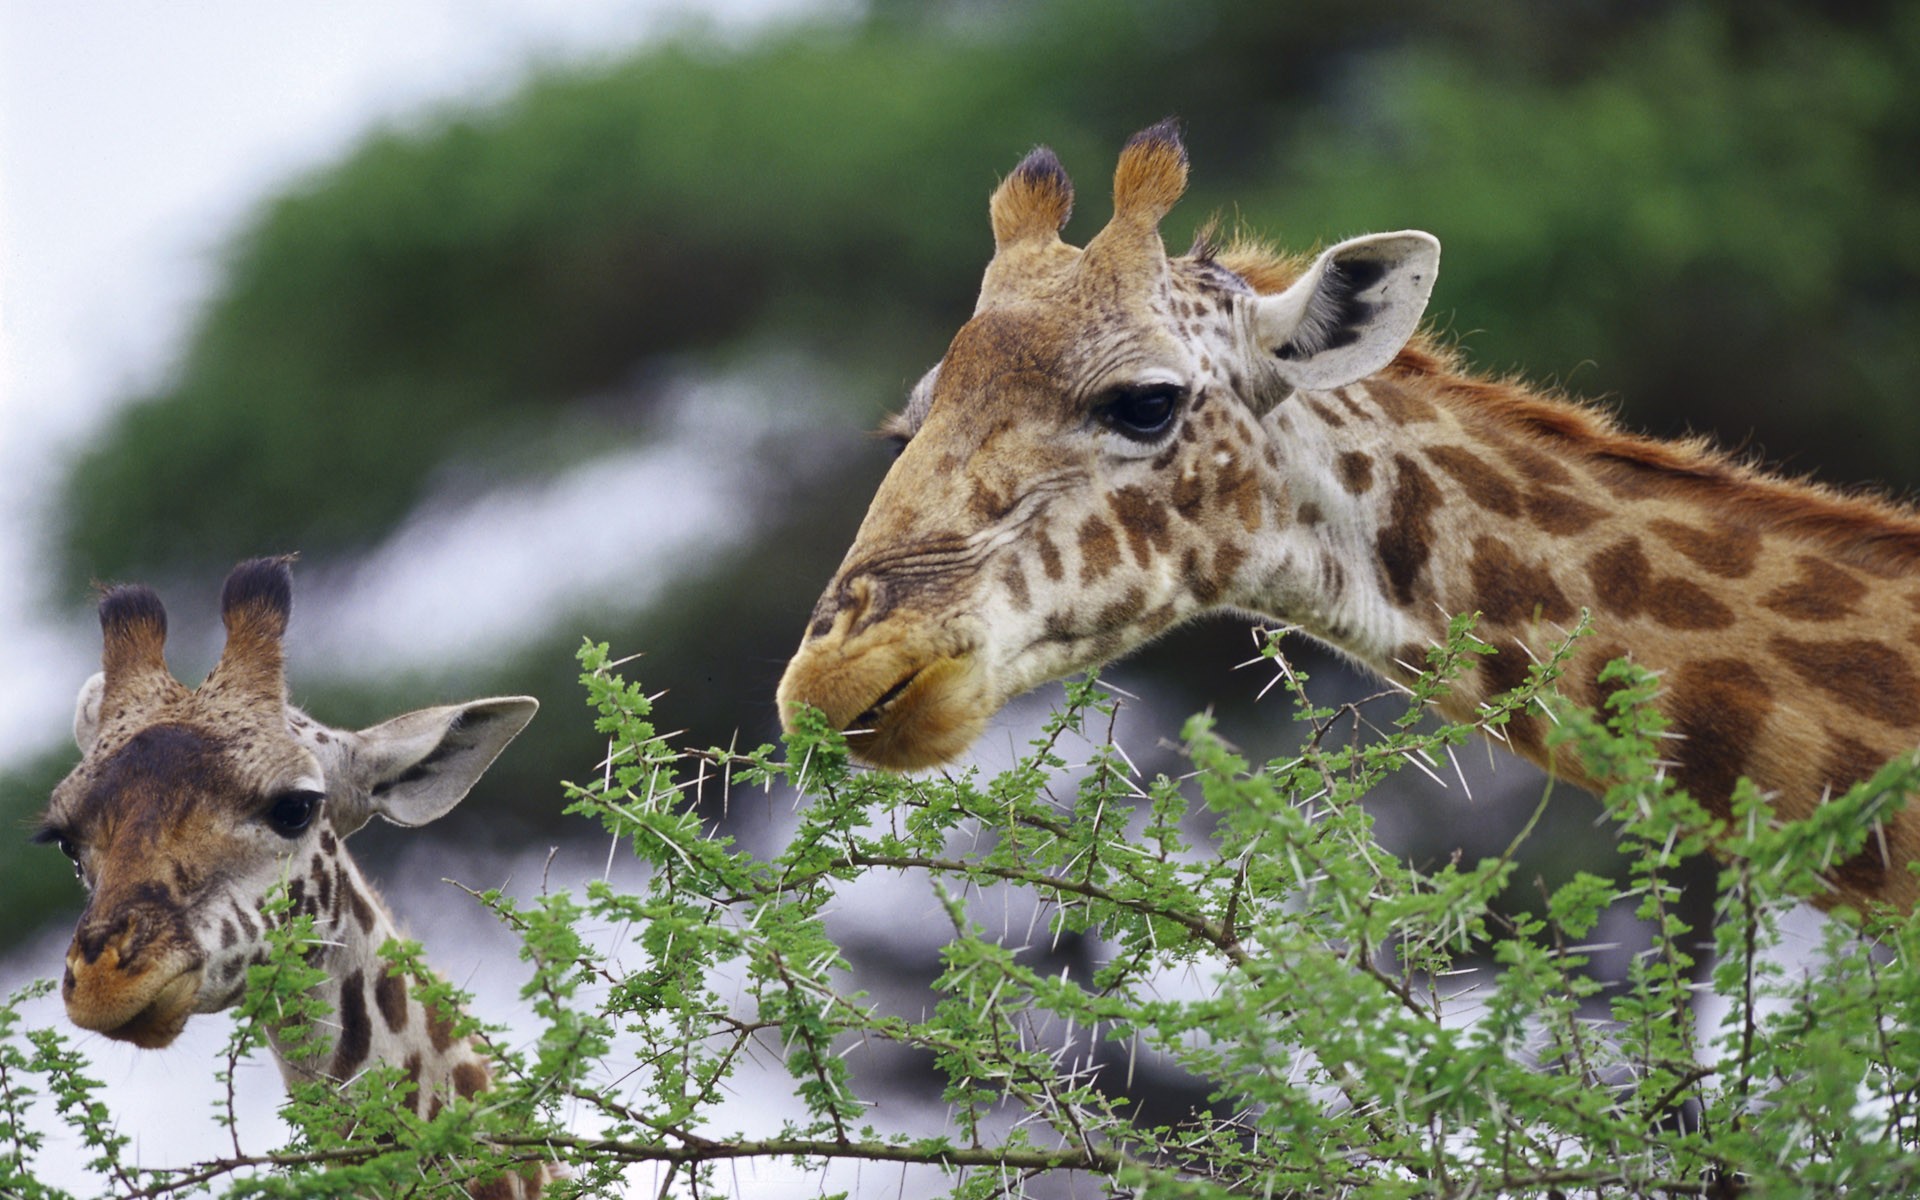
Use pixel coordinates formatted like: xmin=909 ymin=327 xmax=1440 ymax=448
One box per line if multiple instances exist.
xmin=333 ymin=696 xmax=539 ymax=834
xmin=1254 ymin=231 xmax=1440 ymax=392
xmin=73 ymin=672 xmax=106 ymax=751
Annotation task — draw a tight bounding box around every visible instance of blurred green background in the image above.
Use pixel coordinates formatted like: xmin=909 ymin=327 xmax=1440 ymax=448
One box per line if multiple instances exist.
xmin=5 ymin=0 xmax=1917 ymax=951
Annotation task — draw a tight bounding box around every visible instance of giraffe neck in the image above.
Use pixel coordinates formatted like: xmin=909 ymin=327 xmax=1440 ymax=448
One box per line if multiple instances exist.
xmin=1245 ymin=355 xmax=1920 ymax=911
xmin=267 ymin=832 xmax=498 ymax=1120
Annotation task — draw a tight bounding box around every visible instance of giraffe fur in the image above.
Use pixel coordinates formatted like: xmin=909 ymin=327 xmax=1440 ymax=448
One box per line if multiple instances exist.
xmin=780 ymin=123 xmax=1920 ymax=913
xmin=43 ymin=558 xmax=547 ymax=1195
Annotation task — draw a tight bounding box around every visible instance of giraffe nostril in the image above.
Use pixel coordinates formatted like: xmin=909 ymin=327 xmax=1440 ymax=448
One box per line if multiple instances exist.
xmin=809 ymin=576 xmax=879 ymax=641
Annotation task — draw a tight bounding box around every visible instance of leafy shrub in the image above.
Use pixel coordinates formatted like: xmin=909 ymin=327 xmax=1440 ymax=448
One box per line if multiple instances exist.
xmin=4 ymin=619 xmax=1918 ymax=1196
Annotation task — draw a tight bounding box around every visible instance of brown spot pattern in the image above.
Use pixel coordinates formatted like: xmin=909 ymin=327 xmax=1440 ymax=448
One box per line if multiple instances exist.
xmin=1426 ymin=445 xmax=1521 ymax=517
xmin=453 ymin=1060 xmax=491 ymax=1099
xmin=1171 ymin=467 xmax=1205 ymax=518
xmin=1470 ymin=537 xmax=1575 ymax=626
xmin=1367 ymin=378 xmax=1439 ymax=424
xmin=1762 ymin=556 xmax=1867 ymax=621
xmin=1205 ymin=543 xmax=1249 ymax=604
xmin=1666 ymin=659 xmax=1774 ymax=808
xmin=1650 ymin=518 xmax=1760 ymax=579
xmin=342 ymin=867 xmax=375 ymax=934
xmin=1304 ymin=397 xmax=1345 ymax=428
xmin=1215 ymin=456 xmax=1264 ymax=532
xmin=1336 ymin=451 xmax=1375 ymax=496
xmin=331 ymin=969 xmax=371 ymax=1081
xmin=1377 ymin=455 xmax=1441 ymax=607
xmin=1035 ymin=528 xmax=1064 ymax=582
xmin=1524 ymin=489 xmax=1604 ymax=535
xmin=1077 ymin=515 xmax=1121 ymax=584
xmin=1585 ymin=537 xmax=1735 ymax=630
xmin=1091 ymin=587 xmax=1147 ymax=635
xmin=1000 ymin=561 xmax=1031 ymax=611
xmin=1109 ymin=485 xmax=1174 ymax=567
xmin=1771 ymin=635 xmax=1920 ymax=727
xmin=1486 ymin=434 xmax=1575 ymax=486
xmin=1481 ymin=647 xmax=1543 ymax=754
xmin=376 ymin=969 xmax=409 ymax=1033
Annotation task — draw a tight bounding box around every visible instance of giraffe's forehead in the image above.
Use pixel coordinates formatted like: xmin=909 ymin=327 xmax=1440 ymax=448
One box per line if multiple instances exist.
xmin=51 ymin=709 xmax=311 ymax=836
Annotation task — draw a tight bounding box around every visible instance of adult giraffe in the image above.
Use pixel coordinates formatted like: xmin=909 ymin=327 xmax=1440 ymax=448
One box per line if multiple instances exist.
xmin=778 ymin=121 xmax=1920 ymax=911
xmin=40 ymin=557 xmax=548 ymax=1196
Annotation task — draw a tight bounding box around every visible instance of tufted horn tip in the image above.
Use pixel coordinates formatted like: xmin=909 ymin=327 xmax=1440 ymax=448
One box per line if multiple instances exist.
xmin=219 ymin=555 xmax=296 ymax=642
xmin=96 ymin=583 xmax=169 ymax=676
xmin=990 ymin=144 xmax=1075 ymax=250
xmin=1112 ymin=118 xmax=1188 ymax=226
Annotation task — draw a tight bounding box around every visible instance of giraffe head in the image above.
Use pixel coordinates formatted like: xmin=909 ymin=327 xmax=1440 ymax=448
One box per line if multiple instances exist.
xmin=40 ymin=558 xmax=537 ymax=1048
xmin=778 ymin=122 xmax=1439 ymax=767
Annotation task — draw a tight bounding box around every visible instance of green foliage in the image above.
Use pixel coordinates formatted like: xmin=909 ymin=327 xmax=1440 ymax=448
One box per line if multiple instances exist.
xmin=55 ymin=2 xmax=1920 ymax=585
xmin=5 ymin=627 xmax=1920 ymax=1195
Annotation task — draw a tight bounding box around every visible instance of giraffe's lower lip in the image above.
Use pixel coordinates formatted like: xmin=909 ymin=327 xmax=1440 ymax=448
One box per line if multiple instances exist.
xmin=99 ymin=967 xmax=203 ymax=1049
xmin=841 ymin=654 xmax=989 ymax=770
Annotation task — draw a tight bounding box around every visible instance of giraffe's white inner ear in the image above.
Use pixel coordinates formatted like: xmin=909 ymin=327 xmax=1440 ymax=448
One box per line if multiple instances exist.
xmin=341 ymin=696 xmax=539 ymax=831
xmin=73 ymin=672 xmax=106 ymax=751
xmin=1254 ymin=231 xmax=1440 ymax=392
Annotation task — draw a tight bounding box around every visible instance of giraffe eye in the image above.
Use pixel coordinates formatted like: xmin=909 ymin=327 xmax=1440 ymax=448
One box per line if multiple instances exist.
xmin=32 ymin=827 xmax=82 ymax=878
xmin=1097 ymin=383 xmax=1185 ymax=441
xmin=265 ymin=790 xmax=323 ymax=837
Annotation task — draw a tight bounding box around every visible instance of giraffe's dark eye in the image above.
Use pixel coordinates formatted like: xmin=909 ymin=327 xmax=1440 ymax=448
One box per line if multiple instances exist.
xmin=1098 ymin=383 xmax=1186 ymax=441
xmin=265 ymin=790 xmax=323 ymax=837
xmin=32 ymin=827 xmax=81 ymax=878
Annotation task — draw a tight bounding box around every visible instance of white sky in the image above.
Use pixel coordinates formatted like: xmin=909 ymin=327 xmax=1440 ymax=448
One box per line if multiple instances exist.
xmin=0 ymin=0 xmax=833 ymax=765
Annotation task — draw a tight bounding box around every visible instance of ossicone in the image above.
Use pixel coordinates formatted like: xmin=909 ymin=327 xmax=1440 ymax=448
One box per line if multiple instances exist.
xmin=990 ymin=145 xmax=1075 ymax=251
xmin=97 ymin=583 xmax=170 ymax=682
xmin=219 ymin=555 xmax=296 ymax=642
xmin=1110 ymin=118 xmax=1188 ymax=228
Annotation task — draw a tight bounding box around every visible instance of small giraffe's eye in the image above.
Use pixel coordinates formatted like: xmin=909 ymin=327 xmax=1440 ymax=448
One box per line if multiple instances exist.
xmin=32 ymin=827 xmax=81 ymax=878
xmin=1098 ymin=383 xmax=1186 ymax=441
xmin=265 ymin=790 xmax=323 ymax=838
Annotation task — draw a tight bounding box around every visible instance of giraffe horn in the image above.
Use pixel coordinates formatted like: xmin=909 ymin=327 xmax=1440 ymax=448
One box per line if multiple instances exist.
xmin=979 ymin=145 xmax=1078 ymax=307
xmin=1108 ymin=118 xmax=1188 ymax=229
xmin=989 ymin=145 xmax=1074 ymax=251
xmin=1078 ymin=119 xmax=1187 ymax=287
xmin=97 ymin=584 xmax=171 ymax=697
xmin=205 ymin=555 xmax=296 ymax=701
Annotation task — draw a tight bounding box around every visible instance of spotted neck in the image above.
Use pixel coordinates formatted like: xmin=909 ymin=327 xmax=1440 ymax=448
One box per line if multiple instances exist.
xmin=265 ymin=832 xmax=494 ymax=1114
xmin=1256 ymin=351 xmax=1920 ymax=912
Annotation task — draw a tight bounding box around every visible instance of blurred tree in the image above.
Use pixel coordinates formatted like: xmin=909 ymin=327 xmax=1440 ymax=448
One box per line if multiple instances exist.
xmin=8 ymin=0 xmax=1914 ymax=951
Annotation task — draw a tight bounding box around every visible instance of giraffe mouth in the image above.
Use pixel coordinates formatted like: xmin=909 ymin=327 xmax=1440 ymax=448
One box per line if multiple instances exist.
xmin=852 ymin=669 xmax=923 ymax=729
xmin=66 ymin=956 xmax=204 ymax=1049
xmin=839 ymin=653 xmax=988 ymax=770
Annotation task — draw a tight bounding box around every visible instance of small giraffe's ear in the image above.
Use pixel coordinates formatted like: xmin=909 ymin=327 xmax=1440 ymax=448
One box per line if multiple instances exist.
xmin=73 ymin=672 xmax=106 ymax=751
xmin=332 ymin=696 xmax=539 ymax=834
xmin=1254 ymin=231 xmax=1440 ymax=392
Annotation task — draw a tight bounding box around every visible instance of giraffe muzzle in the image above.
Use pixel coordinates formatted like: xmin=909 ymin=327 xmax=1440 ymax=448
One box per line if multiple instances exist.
xmin=64 ymin=942 xmax=205 ymax=1049
xmin=779 ymin=630 xmax=993 ymax=770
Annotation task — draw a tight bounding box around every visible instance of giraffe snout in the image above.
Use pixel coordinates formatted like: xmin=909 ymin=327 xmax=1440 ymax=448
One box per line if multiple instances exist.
xmin=63 ymin=913 xmax=204 ymax=1047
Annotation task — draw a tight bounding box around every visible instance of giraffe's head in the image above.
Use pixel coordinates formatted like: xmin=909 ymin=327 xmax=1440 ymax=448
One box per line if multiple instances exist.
xmin=39 ymin=558 xmax=537 ymax=1048
xmin=778 ymin=122 xmax=1439 ymax=768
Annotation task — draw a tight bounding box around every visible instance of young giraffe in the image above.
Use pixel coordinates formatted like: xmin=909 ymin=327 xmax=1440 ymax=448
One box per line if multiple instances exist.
xmin=40 ymin=557 xmax=548 ymax=1196
xmin=778 ymin=121 xmax=1920 ymax=912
